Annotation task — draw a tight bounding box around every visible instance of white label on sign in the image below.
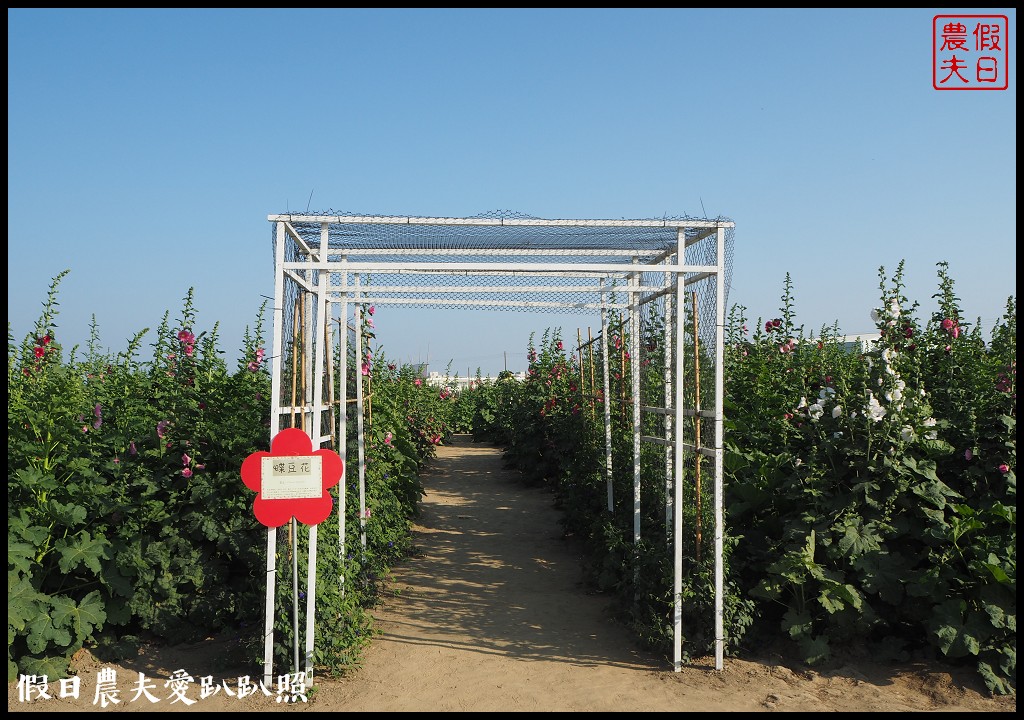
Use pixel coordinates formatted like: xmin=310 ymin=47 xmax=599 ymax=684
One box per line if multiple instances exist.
xmin=261 ymin=456 xmax=323 ymax=500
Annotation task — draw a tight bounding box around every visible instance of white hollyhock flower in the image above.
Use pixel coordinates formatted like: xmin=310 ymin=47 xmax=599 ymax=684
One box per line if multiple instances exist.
xmin=865 ymin=392 xmax=887 ymax=422
xmin=832 ymin=405 xmax=843 ymax=419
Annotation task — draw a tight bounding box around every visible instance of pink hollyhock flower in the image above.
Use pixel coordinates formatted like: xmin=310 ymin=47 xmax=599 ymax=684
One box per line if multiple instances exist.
xmin=182 ymin=453 xmax=191 ymax=466
xmin=964 ymin=448 xmax=972 ymax=461
xmin=384 ymin=432 xmax=393 ymax=446
xmin=129 ymin=441 xmax=137 ymax=456
xmin=368 ymin=306 xmax=375 ymax=316
xmin=414 ymin=378 xmax=422 ymax=386
xmin=364 ymin=508 xmax=372 ymax=518
xmin=157 ymin=420 xmax=170 ymax=438
xmin=998 ymin=463 xmax=1010 ymax=474
xmin=182 ymin=468 xmax=193 ymax=478
xmin=248 ymin=361 xmax=261 ymax=372
xmin=184 ymin=344 xmax=195 ymax=357
xmin=941 ymin=318 xmax=954 ymax=331
xmin=256 ymin=348 xmax=266 ymax=361
xmin=177 ymin=329 xmax=195 ymax=344
xmin=951 ymin=326 xmax=961 ymax=339
xmin=361 ymin=362 xmax=371 ymax=376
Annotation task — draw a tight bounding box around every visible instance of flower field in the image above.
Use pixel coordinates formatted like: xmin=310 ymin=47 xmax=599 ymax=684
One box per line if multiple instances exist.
xmin=8 ymin=261 xmax=1016 ymax=695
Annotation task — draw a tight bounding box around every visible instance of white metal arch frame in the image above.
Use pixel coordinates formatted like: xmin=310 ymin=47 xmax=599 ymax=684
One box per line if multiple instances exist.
xmin=264 ymin=211 xmax=733 ymax=683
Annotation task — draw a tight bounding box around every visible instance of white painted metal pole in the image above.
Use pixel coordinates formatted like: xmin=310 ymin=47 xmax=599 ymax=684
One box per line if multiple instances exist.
xmin=673 ymin=229 xmax=687 ymax=673
xmin=304 ymin=222 xmax=331 ymax=682
xmin=714 ymin=226 xmax=727 ymax=671
xmin=601 ymin=279 xmax=613 ymax=513
xmin=264 ymin=220 xmax=288 ymax=686
xmin=338 ymin=266 xmax=349 ymax=597
xmin=354 ymin=275 xmax=367 ymax=555
xmin=630 ymin=260 xmax=641 ymax=550
xmin=263 ymin=526 xmax=277 ymax=688
xmin=664 ymin=267 xmax=674 ymax=536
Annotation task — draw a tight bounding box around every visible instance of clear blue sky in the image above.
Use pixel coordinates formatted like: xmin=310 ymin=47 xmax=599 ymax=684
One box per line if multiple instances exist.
xmin=8 ymin=8 xmax=1017 ymax=377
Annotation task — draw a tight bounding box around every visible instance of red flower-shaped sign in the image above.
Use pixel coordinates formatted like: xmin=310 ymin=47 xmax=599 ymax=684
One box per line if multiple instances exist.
xmin=241 ymin=428 xmax=343 ymax=527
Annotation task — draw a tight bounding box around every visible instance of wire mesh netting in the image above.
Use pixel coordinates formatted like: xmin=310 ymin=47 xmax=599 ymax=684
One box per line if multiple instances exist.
xmin=271 ymin=210 xmax=734 ymax=317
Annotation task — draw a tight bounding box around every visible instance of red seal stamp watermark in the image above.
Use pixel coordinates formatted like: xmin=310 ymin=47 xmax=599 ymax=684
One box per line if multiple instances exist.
xmin=934 ymin=15 xmax=1009 ymax=90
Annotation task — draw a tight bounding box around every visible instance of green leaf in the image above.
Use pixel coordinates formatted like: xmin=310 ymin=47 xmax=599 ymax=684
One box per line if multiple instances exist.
xmin=983 ymin=603 xmax=1008 ymax=629
xmin=54 ymin=531 xmax=108 ymax=574
xmin=835 ymin=518 xmax=882 ymax=557
xmin=8 ymin=572 xmax=47 ymax=633
xmin=45 ymin=500 xmax=88 ymax=528
xmin=50 ymin=591 xmax=106 ymax=640
xmin=782 ymin=607 xmax=813 ymax=640
xmin=17 ymin=524 xmax=50 ymax=547
xmin=7 ymin=542 xmax=36 ymax=574
xmin=852 ymin=551 xmax=909 ymax=604
xmin=18 ymin=655 xmax=70 ymax=684
xmin=911 ymin=478 xmax=959 ymax=509
xmin=931 ymin=600 xmax=989 ymax=658
xmin=24 ymin=614 xmax=57 ymax=654
xmin=798 ymin=634 xmax=831 ymax=666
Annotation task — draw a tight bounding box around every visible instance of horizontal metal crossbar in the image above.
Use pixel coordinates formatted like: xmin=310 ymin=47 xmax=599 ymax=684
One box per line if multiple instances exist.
xmin=283 ymin=261 xmax=720 ymax=274
xmin=323 ymin=296 xmax=631 ymax=310
xmin=270 ymin=214 xmax=735 ymax=229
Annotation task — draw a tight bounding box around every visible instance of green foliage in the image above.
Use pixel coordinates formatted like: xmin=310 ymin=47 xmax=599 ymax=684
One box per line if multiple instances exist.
xmin=722 ymin=261 xmax=1015 ymax=694
xmin=7 ymin=278 xmax=448 ymax=683
xmin=482 ymin=260 xmax=1014 ymax=695
xmin=8 ymin=263 xmax=1015 ymax=696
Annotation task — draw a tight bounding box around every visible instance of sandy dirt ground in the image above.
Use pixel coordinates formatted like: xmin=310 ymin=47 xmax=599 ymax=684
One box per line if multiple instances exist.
xmin=9 ymin=435 xmax=1016 ymax=712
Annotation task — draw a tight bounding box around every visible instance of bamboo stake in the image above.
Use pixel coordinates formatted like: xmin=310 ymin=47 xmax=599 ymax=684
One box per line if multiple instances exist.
xmin=577 ymin=328 xmax=584 ymax=402
xmin=693 ymin=291 xmax=703 ymax=565
xmin=588 ymin=327 xmax=595 ymax=417
xmin=325 ymin=317 xmax=335 ymax=449
xmin=620 ymin=328 xmax=627 ymax=421
xmin=290 ymin=298 xmax=300 ymax=430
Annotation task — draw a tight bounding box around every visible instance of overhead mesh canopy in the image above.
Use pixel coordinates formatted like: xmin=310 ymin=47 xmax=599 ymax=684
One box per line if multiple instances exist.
xmin=271 ymin=209 xmax=734 ymax=315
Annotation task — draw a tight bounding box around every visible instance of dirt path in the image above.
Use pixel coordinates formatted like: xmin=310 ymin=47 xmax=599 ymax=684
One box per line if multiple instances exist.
xmin=9 ymin=435 xmax=1015 ymax=712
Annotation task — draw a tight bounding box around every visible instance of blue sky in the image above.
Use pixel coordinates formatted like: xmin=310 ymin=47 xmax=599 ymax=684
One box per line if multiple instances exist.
xmin=8 ymin=8 xmax=1016 ymax=377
